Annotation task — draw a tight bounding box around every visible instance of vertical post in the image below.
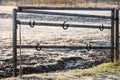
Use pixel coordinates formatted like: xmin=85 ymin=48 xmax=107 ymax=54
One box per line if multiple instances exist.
xmin=116 ymin=9 xmax=119 ymax=64
xmin=85 ymin=0 xmax=87 ymax=6
xmin=111 ymin=9 xmax=115 ymax=62
xmin=13 ymin=9 xmax=17 ymax=77
xmin=118 ymin=0 xmax=120 ymax=8
xmin=94 ymin=0 xmax=97 ymax=7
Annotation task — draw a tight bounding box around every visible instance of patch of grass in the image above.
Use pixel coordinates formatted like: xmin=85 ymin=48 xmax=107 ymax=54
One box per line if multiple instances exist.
xmin=66 ymin=62 xmax=120 ymax=76
xmin=93 ymin=62 xmax=120 ymax=71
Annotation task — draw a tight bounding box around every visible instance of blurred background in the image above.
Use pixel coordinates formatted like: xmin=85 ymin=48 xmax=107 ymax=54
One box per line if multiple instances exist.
xmin=0 ymin=0 xmax=119 ymax=8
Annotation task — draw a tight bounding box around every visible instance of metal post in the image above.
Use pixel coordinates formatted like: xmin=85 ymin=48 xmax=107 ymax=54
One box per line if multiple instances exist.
xmin=13 ymin=9 xmax=17 ymax=77
xmin=111 ymin=9 xmax=115 ymax=62
xmin=116 ymin=9 xmax=119 ymax=64
xmin=118 ymin=0 xmax=120 ymax=8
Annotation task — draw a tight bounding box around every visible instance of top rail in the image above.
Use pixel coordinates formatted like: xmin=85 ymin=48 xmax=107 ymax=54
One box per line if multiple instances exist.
xmin=17 ymin=10 xmax=111 ymax=19
xmin=18 ymin=6 xmax=114 ymax=11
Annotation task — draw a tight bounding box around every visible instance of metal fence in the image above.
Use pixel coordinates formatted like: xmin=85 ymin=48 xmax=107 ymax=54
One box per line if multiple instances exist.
xmin=12 ymin=6 xmax=119 ymax=77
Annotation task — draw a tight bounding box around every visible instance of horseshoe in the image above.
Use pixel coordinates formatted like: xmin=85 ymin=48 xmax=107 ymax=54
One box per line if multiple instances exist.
xmin=17 ymin=20 xmax=20 ymax=24
xmin=62 ymin=21 xmax=69 ymax=30
xmin=36 ymin=43 xmax=42 ymax=51
xmin=29 ymin=20 xmax=35 ymax=28
xmin=16 ymin=20 xmax=21 ymax=28
xmin=99 ymin=24 xmax=104 ymax=31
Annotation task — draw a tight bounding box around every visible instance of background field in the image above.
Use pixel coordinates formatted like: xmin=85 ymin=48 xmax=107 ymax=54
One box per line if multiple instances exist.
xmin=0 ymin=0 xmax=119 ymax=8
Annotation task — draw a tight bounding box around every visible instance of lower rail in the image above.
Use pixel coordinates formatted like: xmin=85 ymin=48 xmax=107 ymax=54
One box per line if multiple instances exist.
xmin=17 ymin=45 xmax=111 ymax=50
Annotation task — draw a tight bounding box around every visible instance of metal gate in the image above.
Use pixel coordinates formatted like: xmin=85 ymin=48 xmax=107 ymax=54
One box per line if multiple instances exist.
xmin=13 ymin=6 xmax=119 ymax=77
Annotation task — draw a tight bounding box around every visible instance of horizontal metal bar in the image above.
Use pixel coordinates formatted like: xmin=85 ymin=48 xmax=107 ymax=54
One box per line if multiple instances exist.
xmin=18 ymin=6 xmax=114 ymax=11
xmin=17 ymin=10 xmax=111 ymax=19
xmin=18 ymin=21 xmax=111 ymax=29
xmin=17 ymin=45 xmax=111 ymax=49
